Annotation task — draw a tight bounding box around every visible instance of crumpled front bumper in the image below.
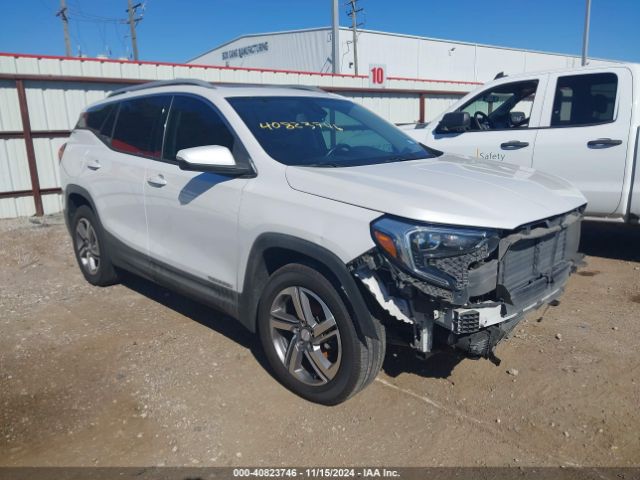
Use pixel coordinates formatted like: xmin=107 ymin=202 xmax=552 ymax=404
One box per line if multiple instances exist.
xmin=349 ymin=208 xmax=584 ymax=359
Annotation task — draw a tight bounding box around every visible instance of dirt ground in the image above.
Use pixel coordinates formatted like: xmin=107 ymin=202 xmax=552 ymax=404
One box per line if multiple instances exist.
xmin=0 ymin=215 xmax=638 ymax=467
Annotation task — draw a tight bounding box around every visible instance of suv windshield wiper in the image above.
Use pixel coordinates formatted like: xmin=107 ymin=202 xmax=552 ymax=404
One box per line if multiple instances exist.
xmin=302 ymin=163 xmax=341 ymax=168
xmin=372 ymin=156 xmax=413 ymax=164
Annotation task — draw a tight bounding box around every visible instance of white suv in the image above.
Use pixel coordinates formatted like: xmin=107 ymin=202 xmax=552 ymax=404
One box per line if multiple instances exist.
xmin=60 ymin=79 xmax=587 ymax=404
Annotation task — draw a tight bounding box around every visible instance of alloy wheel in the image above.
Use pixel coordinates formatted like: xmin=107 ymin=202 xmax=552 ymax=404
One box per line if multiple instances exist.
xmin=269 ymin=286 xmax=342 ymax=386
xmin=75 ymin=218 xmax=101 ymax=275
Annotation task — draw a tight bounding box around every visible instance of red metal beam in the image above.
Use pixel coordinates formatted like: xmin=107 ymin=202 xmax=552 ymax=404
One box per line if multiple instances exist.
xmin=0 ymin=73 xmax=470 ymax=97
xmin=0 ymin=130 xmax=70 ymax=139
xmin=0 ymin=187 xmax=61 ymax=200
xmin=15 ymin=79 xmax=44 ymax=216
xmin=0 ymin=73 xmax=147 ymax=85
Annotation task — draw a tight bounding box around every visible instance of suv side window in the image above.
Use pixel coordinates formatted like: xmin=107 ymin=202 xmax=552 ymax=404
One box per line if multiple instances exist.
xmin=77 ymin=102 xmax=118 ymax=143
xmin=457 ymin=80 xmax=538 ymax=131
xmin=163 ymin=95 xmax=235 ymax=161
xmin=550 ymin=73 xmax=618 ymax=127
xmin=111 ymin=95 xmax=170 ymax=159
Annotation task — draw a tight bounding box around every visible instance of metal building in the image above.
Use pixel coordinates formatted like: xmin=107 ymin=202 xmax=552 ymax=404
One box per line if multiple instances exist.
xmin=189 ymin=27 xmax=620 ymax=82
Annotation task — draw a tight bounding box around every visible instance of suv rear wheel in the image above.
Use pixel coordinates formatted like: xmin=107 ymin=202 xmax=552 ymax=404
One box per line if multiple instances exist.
xmin=71 ymin=205 xmax=119 ymax=286
xmin=258 ymin=264 xmax=385 ymax=405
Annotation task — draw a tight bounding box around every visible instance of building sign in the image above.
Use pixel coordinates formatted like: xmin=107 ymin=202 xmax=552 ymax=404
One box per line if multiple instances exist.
xmin=222 ymin=42 xmax=269 ymax=61
xmin=369 ymin=64 xmax=387 ymax=88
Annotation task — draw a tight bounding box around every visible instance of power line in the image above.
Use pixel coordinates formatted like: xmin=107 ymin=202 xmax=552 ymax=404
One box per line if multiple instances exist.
xmin=66 ymin=0 xmax=125 ymax=23
xmin=72 ymin=17 xmax=87 ymax=56
xmin=53 ymin=1 xmax=146 ymax=59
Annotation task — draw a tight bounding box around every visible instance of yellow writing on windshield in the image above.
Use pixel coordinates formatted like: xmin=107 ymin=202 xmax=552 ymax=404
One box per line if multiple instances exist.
xmin=259 ymin=121 xmax=344 ymax=131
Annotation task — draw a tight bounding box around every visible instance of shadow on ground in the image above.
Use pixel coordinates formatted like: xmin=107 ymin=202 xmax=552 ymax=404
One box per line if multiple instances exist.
xmin=119 ymin=272 xmax=268 ymax=369
xmin=119 ymin=272 xmax=461 ymax=383
xmin=382 ymin=346 xmax=465 ymax=379
xmin=580 ymin=221 xmax=640 ymax=262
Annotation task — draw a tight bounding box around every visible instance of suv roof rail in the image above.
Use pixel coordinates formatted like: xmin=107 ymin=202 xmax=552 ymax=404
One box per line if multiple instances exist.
xmin=281 ymin=84 xmax=325 ymax=92
xmin=107 ymin=78 xmax=215 ymax=97
xmin=213 ymin=83 xmax=325 ymax=93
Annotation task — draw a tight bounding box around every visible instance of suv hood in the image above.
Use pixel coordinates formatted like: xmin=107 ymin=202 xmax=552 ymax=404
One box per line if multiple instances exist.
xmin=285 ymin=155 xmax=587 ymax=230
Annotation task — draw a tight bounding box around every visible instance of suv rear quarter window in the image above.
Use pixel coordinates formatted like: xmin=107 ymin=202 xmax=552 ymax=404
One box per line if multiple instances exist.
xmin=77 ymin=102 xmax=117 ymax=143
xmin=111 ymin=95 xmax=170 ymax=159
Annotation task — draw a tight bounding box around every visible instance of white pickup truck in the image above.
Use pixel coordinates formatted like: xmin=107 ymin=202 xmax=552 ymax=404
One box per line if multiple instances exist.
xmin=403 ymin=65 xmax=640 ymax=224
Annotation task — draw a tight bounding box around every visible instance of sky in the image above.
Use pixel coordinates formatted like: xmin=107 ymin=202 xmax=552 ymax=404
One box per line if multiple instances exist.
xmin=0 ymin=0 xmax=638 ymax=64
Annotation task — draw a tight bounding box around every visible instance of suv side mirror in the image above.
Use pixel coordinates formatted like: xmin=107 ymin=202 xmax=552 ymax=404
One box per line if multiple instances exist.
xmin=437 ymin=112 xmax=470 ymax=133
xmin=510 ymin=111 xmax=526 ymax=125
xmin=176 ymin=145 xmax=252 ymax=176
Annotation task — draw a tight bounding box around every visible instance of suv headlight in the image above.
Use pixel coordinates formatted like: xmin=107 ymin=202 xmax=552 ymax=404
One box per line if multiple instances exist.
xmin=371 ymin=217 xmax=500 ymax=288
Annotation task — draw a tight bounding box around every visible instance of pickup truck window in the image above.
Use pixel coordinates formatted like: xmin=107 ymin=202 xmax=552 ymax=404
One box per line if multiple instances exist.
xmin=550 ymin=73 xmax=618 ymax=127
xmin=454 ymin=80 xmax=538 ymax=132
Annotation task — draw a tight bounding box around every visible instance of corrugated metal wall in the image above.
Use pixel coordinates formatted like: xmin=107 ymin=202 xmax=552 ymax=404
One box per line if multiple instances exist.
xmin=0 ymin=53 xmax=474 ymax=218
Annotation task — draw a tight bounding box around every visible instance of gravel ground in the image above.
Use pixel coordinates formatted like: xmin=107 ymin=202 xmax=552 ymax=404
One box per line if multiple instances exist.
xmin=0 ymin=215 xmax=638 ymax=467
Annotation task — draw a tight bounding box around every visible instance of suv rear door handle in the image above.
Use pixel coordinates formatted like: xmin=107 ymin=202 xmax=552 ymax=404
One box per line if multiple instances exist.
xmin=86 ymin=159 xmax=101 ymax=170
xmin=587 ymin=138 xmax=623 ymax=148
xmin=500 ymin=141 xmax=529 ymax=150
xmin=147 ymin=174 xmax=167 ymax=187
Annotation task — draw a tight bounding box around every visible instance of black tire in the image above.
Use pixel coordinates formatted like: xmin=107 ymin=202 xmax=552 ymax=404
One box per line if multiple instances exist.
xmin=257 ymin=264 xmax=385 ymax=405
xmin=71 ymin=205 xmax=119 ymax=286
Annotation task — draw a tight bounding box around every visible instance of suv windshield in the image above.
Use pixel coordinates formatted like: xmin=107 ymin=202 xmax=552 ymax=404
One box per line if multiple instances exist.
xmin=227 ymin=96 xmax=435 ymax=167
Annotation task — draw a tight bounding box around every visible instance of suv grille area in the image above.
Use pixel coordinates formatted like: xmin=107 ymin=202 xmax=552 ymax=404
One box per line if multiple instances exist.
xmin=498 ymin=215 xmax=581 ymax=309
xmin=453 ymin=310 xmax=480 ymax=334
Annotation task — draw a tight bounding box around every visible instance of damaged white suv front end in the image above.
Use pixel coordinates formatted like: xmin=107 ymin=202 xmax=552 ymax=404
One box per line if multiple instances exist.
xmin=286 ymin=151 xmax=587 ymax=364
xmin=351 ymin=208 xmax=583 ymax=362
xmin=287 ymin=140 xmax=586 ymax=361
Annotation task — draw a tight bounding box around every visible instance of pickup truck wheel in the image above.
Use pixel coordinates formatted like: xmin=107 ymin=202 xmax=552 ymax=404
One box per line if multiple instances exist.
xmin=258 ymin=264 xmax=384 ymax=405
xmin=71 ymin=205 xmax=119 ymax=286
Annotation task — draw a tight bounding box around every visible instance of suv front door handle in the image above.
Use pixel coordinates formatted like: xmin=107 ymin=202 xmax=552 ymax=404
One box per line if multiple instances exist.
xmin=500 ymin=141 xmax=529 ymax=150
xmin=147 ymin=174 xmax=167 ymax=187
xmin=587 ymin=138 xmax=623 ymax=148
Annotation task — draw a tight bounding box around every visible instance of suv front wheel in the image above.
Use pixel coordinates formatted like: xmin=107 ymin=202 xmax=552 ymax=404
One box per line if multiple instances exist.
xmin=258 ymin=264 xmax=385 ymax=405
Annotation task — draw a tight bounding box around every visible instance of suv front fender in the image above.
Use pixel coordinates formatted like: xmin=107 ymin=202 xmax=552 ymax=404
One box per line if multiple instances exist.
xmin=239 ymin=233 xmax=380 ymax=340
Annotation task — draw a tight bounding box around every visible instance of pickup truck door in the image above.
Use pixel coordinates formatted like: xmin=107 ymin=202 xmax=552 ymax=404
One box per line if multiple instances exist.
xmin=532 ymin=68 xmax=633 ymax=217
xmin=425 ymin=75 xmax=547 ymax=168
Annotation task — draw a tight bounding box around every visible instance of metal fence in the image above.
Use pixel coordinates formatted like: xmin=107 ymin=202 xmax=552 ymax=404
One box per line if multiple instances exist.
xmin=0 ymin=53 xmax=478 ymax=218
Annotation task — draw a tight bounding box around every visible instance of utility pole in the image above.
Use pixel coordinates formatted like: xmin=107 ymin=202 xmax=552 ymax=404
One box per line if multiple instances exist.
xmin=127 ymin=0 xmax=142 ymax=61
xmin=347 ymin=0 xmax=362 ymax=75
xmin=581 ymin=0 xmax=592 ymax=66
xmin=331 ymin=0 xmax=340 ymax=74
xmin=56 ymin=0 xmax=72 ymax=57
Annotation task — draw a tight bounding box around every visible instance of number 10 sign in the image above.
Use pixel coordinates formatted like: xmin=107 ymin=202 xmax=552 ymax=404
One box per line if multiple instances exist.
xmin=369 ymin=64 xmax=387 ymax=88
